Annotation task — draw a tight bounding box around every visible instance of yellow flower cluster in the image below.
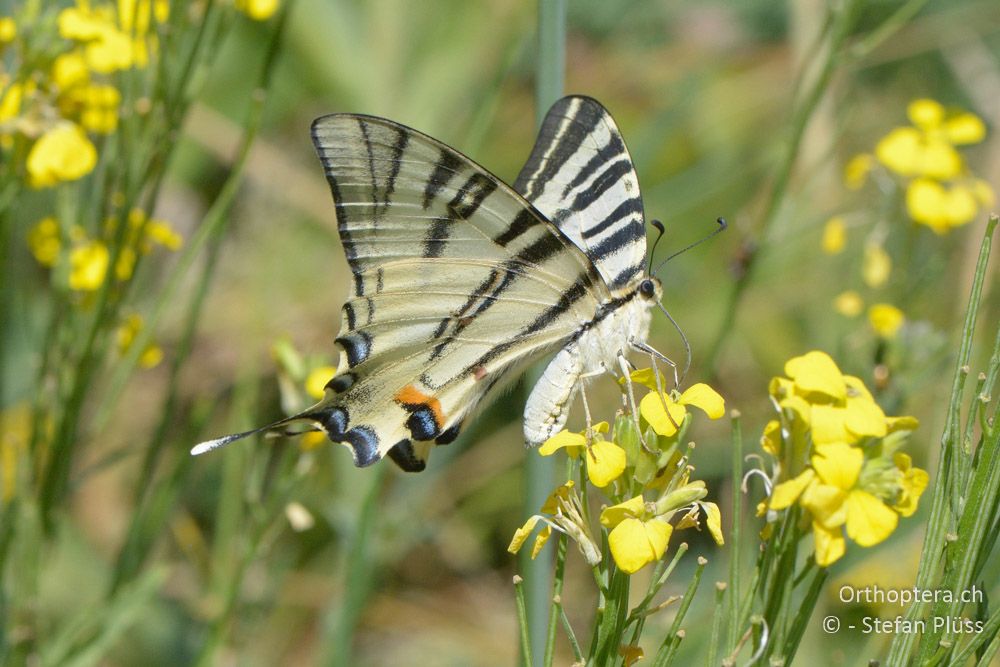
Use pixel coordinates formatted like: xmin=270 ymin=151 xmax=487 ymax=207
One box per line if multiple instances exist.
xmin=1 ymin=1 xmax=169 ymax=187
xmin=854 ymin=99 xmax=994 ymax=233
xmin=235 ymin=0 xmax=281 ymax=20
xmin=509 ymin=371 xmax=725 ymax=574
xmin=116 ymin=313 xmax=164 ymax=369
xmin=761 ymin=351 xmax=927 ymax=567
xmin=28 ymin=209 xmax=182 ymax=292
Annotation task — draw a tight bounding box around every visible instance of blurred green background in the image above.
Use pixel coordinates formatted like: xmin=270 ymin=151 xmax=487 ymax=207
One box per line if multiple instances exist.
xmin=5 ymin=0 xmax=1000 ymax=664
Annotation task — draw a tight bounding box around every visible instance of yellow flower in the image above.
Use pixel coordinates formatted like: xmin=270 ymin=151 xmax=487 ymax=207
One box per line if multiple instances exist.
xmin=585 ymin=440 xmax=626 ymax=487
xmin=0 ymin=17 xmax=16 ymax=44
xmin=777 ymin=443 xmax=899 ymax=566
xmin=236 ymin=0 xmax=281 ymax=20
xmin=868 ymin=304 xmax=904 ymax=339
xmin=874 ymin=99 xmax=984 ymax=180
xmin=0 ymin=80 xmax=26 ymax=123
xmin=765 ymin=353 xmax=927 ymax=567
xmin=775 ymin=351 xmax=908 ymax=446
xmin=509 ymin=481 xmax=601 ymax=565
xmin=116 ymin=314 xmax=163 ymax=368
xmin=600 ymin=496 xmax=672 ymax=574
xmin=59 ymin=4 xmax=134 ymax=73
xmin=78 ymin=84 xmax=122 ymax=134
xmin=639 ymin=383 xmax=725 ymax=437
xmin=144 ymin=219 xmax=183 ymax=251
xmin=538 ymin=423 xmax=622 ymax=487
xmin=305 ymin=366 xmax=337 ymax=399
xmin=822 ymin=216 xmax=847 ymax=254
xmin=905 ymin=177 xmax=993 ymax=233
xmin=784 ymin=350 xmax=846 ymax=402
xmin=69 ymin=240 xmax=109 ymax=290
xmin=761 ymin=419 xmax=781 ymax=456
xmin=892 ymin=453 xmax=929 ymax=517
xmin=28 ymin=217 xmax=62 ymax=266
xmin=862 ymin=241 xmax=891 ymax=288
xmin=115 ymin=246 xmax=136 ymax=280
xmin=27 ymin=123 xmax=97 ymax=188
xmin=52 ymin=51 xmax=90 ymax=91
xmin=844 ymin=153 xmax=874 ymax=190
xmin=833 ymin=290 xmax=863 ymax=318
xmin=139 ymin=345 xmax=163 ymax=368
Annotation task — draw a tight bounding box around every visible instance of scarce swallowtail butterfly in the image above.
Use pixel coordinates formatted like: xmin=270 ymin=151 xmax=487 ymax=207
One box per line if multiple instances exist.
xmin=193 ymin=96 xmax=674 ymax=472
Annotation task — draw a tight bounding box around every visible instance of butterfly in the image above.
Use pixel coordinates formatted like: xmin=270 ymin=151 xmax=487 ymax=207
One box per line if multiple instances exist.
xmin=193 ymin=95 xmax=673 ymax=471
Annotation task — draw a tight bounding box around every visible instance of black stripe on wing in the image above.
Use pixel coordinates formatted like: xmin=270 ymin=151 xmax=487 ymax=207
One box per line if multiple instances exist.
xmin=513 ymin=96 xmax=647 ymax=296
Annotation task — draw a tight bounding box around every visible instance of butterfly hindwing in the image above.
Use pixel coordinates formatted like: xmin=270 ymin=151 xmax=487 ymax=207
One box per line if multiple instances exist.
xmin=310 ymin=113 xmax=610 ymax=469
xmin=514 ymin=96 xmax=647 ymax=296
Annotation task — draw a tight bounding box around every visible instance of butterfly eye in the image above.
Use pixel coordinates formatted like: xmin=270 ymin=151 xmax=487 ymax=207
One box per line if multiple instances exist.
xmin=638 ymin=279 xmax=656 ymax=298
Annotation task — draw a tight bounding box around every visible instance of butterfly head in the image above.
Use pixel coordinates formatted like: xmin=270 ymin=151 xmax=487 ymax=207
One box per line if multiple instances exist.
xmin=637 ymin=276 xmax=662 ymax=303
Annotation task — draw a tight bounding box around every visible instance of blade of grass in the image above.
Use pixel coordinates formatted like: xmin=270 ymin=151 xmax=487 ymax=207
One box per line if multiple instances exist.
xmin=522 ymin=2 xmax=565 ymax=665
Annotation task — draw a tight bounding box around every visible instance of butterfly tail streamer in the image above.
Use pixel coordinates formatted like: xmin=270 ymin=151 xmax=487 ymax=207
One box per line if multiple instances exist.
xmin=190 ymin=400 xmax=337 ymax=457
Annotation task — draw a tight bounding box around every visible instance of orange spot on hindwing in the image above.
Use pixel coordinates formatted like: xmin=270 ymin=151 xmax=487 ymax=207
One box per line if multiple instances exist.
xmin=394 ymin=384 xmax=446 ymax=441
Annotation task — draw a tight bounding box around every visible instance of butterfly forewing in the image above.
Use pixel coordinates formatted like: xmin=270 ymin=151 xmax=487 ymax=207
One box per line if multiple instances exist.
xmin=309 ymin=114 xmax=609 ymax=469
xmin=514 ymin=96 xmax=647 ymax=295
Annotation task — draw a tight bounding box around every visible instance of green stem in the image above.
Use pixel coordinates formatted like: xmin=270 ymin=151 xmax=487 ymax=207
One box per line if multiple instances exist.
xmin=543 ymin=534 xmax=568 ymax=667
xmin=514 ymin=575 xmax=533 ymax=667
xmin=890 ymin=215 xmax=997 ymax=664
xmin=726 ymin=412 xmax=743 ymax=653
xmin=522 ymin=3 xmax=565 ymax=665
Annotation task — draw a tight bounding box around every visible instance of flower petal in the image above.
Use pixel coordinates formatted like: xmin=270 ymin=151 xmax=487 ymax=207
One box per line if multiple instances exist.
xmin=586 ymin=440 xmax=627 ymax=488
xmin=540 ymin=481 xmax=575 ymax=514
xmin=834 ymin=290 xmax=863 ymax=318
xmin=862 ymin=242 xmax=891 ymax=288
xmin=679 ymin=383 xmax=725 ymax=419
xmin=531 ymin=524 xmax=552 ymax=559
xmin=846 ymin=490 xmax=898 ymax=546
xmin=943 ymin=112 xmax=986 ymax=145
xmin=907 ymin=98 xmax=944 ymax=129
xmin=785 ymin=350 xmax=846 ymax=402
xmin=761 ymin=419 xmax=781 ymax=456
xmin=639 ymin=391 xmax=686 ymax=436
xmin=801 ymin=483 xmax=848 ymax=529
xmin=539 ymin=430 xmax=586 ymax=457
xmin=822 ymin=216 xmax=847 ymax=254
xmin=508 ymin=515 xmax=542 ymax=554
xmin=811 ymin=405 xmax=849 ymax=445
xmin=845 ymin=395 xmax=888 ymax=439
xmin=812 ymin=442 xmax=863 ymax=490
xmin=600 ymin=495 xmax=646 ymax=529
xmin=770 ymin=469 xmax=815 ymax=510
xmin=702 ymin=502 xmax=725 ymax=545
xmin=608 ymin=517 xmax=672 ymax=574
xmin=813 ymin=522 xmax=846 ymax=567
xmin=622 ymin=367 xmax=667 ymax=391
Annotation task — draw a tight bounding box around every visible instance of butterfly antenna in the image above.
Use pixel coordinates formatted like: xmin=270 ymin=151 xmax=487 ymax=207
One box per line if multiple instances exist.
xmin=656 ymin=300 xmax=692 ymax=383
xmin=652 ymin=217 xmax=727 ymax=277
xmin=647 ymin=219 xmax=666 ymax=274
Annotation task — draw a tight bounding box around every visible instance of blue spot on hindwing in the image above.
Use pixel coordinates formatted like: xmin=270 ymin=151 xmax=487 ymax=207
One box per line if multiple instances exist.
xmin=321 ymin=407 xmax=348 ymax=438
xmin=343 ymin=426 xmax=380 ymax=467
xmin=406 ymin=407 xmax=439 ymax=441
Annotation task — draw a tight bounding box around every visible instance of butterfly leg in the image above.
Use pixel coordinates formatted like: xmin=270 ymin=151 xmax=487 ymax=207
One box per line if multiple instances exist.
xmin=633 ymin=340 xmax=685 ymax=435
xmin=617 ymin=352 xmax=658 ymax=454
xmin=631 ymin=339 xmax=680 ymax=389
